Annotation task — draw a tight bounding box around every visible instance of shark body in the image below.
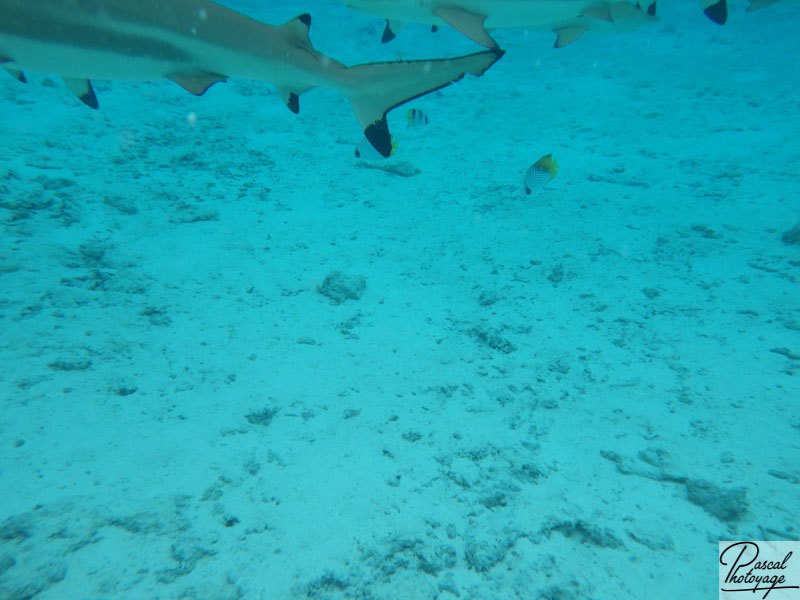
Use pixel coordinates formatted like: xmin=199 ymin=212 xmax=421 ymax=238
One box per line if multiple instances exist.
xmin=0 ymin=0 xmax=502 ymax=156
xmin=746 ymin=0 xmax=797 ymax=10
xmin=341 ymin=0 xmax=659 ymax=48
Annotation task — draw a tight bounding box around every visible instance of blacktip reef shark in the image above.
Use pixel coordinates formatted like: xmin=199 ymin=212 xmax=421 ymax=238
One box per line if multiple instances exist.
xmin=0 ymin=0 xmax=503 ymax=157
xmin=340 ymin=0 xmax=659 ymax=49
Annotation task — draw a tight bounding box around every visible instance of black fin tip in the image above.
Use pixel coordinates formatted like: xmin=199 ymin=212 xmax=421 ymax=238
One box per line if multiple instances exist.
xmin=704 ymin=0 xmax=727 ymax=24
xmin=287 ymin=92 xmax=300 ymax=114
xmin=364 ymin=118 xmax=392 ymax=158
xmin=382 ymin=20 xmax=396 ymax=43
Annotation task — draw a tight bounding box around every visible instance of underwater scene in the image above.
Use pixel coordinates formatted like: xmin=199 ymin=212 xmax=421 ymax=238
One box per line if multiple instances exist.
xmin=1 ymin=0 xmax=799 ymax=598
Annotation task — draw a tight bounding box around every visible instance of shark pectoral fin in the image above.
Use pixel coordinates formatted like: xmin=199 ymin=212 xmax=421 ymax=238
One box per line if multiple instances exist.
xmin=433 ymin=7 xmax=497 ymax=49
xmin=276 ymin=86 xmax=312 ymax=114
xmin=345 ymin=49 xmax=502 ymax=157
xmin=62 ymin=77 xmax=98 ymax=109
xmin=553 ymin=24 xmax=587 ymax=48
xmin=5 ymin=68 xmax=26 ymax=83
xmin=699 ymin=0 xmax=727 ymax=23
xmin=583 ymin=5 xmax=613 ymax=21
xmin=168 ymin=71 xmax=227 ymax=96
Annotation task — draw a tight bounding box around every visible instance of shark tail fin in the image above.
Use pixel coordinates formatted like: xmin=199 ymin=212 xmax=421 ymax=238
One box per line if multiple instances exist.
xmin=342 ymin=49 xmax=503 ymax=157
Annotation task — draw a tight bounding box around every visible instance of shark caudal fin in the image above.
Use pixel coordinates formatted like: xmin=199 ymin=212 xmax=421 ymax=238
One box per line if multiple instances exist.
xmin=343 ymin=49 xmax=503 ymax=157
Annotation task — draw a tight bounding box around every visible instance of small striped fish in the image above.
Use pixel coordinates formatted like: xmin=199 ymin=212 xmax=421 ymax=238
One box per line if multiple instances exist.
xmin=524 ymin=153 xmax=559 ymax=195
xmin=406 ymin=108 xmax=429 ymax=127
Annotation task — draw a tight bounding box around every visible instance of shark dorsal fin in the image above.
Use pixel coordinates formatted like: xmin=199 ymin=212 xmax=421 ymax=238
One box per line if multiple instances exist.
xmin=62 ymin=77 xmax=98 ymax=108
xmin=280 ymin=13 xmax=313 ymax=48
xmin=433 ymin=6 xmax=496 ymax=49
xmin=553 ymin=24 xmax=587 ymax=48
xmin=168 ymin=71 xmax=227 ymax=96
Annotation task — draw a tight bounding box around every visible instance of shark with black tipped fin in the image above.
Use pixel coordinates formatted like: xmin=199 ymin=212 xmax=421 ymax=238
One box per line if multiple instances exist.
xmin=745 ymin=0 xmax=797 ymax=11
xmin=0 ymin=0 xmax=502 ymax=156
xmin=340 ymin=0 xmax=659 ymax=49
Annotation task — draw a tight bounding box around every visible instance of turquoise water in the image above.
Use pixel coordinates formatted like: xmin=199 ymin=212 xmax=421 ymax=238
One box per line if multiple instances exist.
xmin=1 ymin=1 xmax=799 ymax=598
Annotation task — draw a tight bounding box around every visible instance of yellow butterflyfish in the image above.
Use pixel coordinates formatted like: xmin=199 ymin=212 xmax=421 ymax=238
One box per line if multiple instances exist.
xmin=524 ymin=154 xmax=559 ymax=195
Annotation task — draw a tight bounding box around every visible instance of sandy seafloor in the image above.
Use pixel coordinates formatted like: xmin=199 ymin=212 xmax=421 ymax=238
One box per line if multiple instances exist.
xmin=1 ymin=0 xmax=799 ymax=598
